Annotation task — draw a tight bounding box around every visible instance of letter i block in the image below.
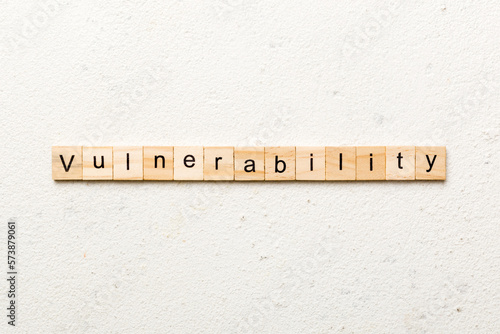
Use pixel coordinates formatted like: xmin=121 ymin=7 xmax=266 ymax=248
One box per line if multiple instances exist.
xmin=143 ymin=146 xmax=174 ymax=180
xmin=113 ymin=146 xmax=143 ymax=180
xmin=204 ymin=147 xmax=234 ymax=181
xmin=265 ymin=147 xmax=295 ymax=181
xmin=296 ymin=147 xmax=325 ymax=180
xmin=325 ymin=147 xmax=356 ymax=180
xmin=386 ymin=146 xmax=415 ymax=180
xmin=356 ymin=146 xmax=386 ymax=180
xmin=234 ymin=147 xmax=265 ymax=181
xmin=416 ymin=146 xmax=446 ymax=180
xmin=83 ymin=147 xmax=113 ymax=180
xmin=173 ymin=146 xmax=204 ymax=180
xmin=52 ymin=146 xmax=83 ymax=180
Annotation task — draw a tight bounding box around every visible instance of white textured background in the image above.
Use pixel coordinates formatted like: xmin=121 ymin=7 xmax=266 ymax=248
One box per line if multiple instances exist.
xmin=1 ymin=1 xmax=500 ymax=333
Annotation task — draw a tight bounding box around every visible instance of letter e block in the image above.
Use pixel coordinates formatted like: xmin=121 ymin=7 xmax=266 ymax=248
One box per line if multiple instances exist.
xmin=173 ymin=146 xmax=204 ymax=180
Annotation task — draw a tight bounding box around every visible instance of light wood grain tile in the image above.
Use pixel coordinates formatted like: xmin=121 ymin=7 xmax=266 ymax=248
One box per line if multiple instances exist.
xmin=234 ymin=147 xmax=265 ymax=181
xmin=265 ymin=147 xmax=295 ymax=181
xmin=204 ymin=147 xmax=234 ymax=181
xmin=144 ymin=146 xmax=174 ymax=180
xmin=416 ymin=146 xmax=446 ymax=180
xmin=113 ymin=146 xmax=143 ymax=180
xmin=173 ymin=146 xmax=204 ymax=180
xmin=83 ymin=147 xmax=113 ymax=180
xmin=386 ymin=146 xmax=415 ymax=180
xmin=325 ymin=146 xmax=356 ymax=180
xmin=52 ymin=146 xmax=83 ymax=180
xmin=356 ymin=146 xmax=386 ymax=180
xmin=296 ymin=147 xmax=325 ymax=180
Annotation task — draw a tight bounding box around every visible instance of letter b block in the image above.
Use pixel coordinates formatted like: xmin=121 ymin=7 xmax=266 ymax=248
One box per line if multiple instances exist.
xmin=265 ymin=147 xmax=295 ymax=181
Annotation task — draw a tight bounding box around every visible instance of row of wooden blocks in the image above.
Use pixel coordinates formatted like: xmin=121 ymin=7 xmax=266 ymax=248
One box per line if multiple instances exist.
xmin=52 ymin=146 xmax=446 ymax=181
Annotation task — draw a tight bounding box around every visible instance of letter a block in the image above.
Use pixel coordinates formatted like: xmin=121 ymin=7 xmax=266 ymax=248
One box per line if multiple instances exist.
xmin=113 ymin=146 xmax=143 ymax=180
xmin=173 ymin=146 xmax=203 ymax=180
xmin=416 ymin=146 xmax=446 ymax=180
xmin=52 ymin=146 xmax=83 ymax=180
xmin=265 ymin=147 xmax=295 ymax=181
xmin=204 ymin=147 xmax=234 ymax=181
xmin=356 ymin=146 xmax=386 ymax=180
xmin=83 ymin=147 xmax=113 ymax=180
xmin=234 ymin=147 xmax=265 ymax=181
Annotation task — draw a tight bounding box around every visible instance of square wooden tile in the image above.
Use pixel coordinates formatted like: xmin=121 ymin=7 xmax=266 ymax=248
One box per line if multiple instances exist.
xmin=173 ymin=146 xmax=204 ymax=180
xmin=83 ymin=147 xmax=113 ymax=180
xmin=234 ymin=147 xmax=265 ymax=181
xmin=325 ymin=146 xmax=356 ymax=181
xmin=296 ymin=147 xmax=325 ymax=180
xmin=113 ymin=146 xmax=143 ymax=180
xmin=265 ymin=147 xmax=295 ymax=181
xmin=52 ymin=146 xmax=83 ymax=180
xmin=356 ymin=146 xmax=386 ymax=180
xmin=416 ymin=146 xmax=446 ymax=180
xmin=144 ymin=146 xmax=174 ymax=180
xmin=204 ymin=147 xmax=234 ymax=181
xmin=386 ymin=146 xmax=415 ymax=180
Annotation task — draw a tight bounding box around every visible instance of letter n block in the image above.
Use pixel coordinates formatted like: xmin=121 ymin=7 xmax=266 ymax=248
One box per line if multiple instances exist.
xmin=204 ymin=147 xmax=234 ymax=181
xmin=144 ymin=146 xmax=173 ymax=180
xmin=416 ymin=146 xmax=446 ymax=180
xmin=173 ymin=146 xmax=203 ymax=180
xmin=265 ymin=147 xmax=295 ymax=181
xmin=52 ymin=146 xmax=83 ymax=180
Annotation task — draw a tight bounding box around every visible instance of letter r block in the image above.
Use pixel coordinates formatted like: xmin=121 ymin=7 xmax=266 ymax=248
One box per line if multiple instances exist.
xmin=416 ymin=146 xmax=446 ymax=180
xmin=204 ymin=147 xmax=234 ymax=181
xmin=52 ymin=146 xmax=83 ymax=180
xmin=265 ymin=147 xmax=295 ymax=181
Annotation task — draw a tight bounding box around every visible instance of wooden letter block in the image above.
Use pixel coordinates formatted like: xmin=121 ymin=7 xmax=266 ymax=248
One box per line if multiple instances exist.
xmin=52 ymin=146 xmax=83 ymax=180
xmin=143 ymin=146 xmax=173 ymax=180
xmin=386 ymin=146 xmax=415 ymax=180
xmin=356 ymin=146 xmax=386 ymax=180
xmin=296 ymin=147 xmax=325 ymax=180
xmin=204 ymin=147 xmax=234 ymax=181
xmin=83 ymin=147 xmax=113 ymax=180
xmin=416 ymin=146 xmax=446 ymax=180
xmin=113 ymin=146 xmax=143 ymax=180
xmin=265 ymin=147 xmax=295 ymax=181
xmin=234 ymin=147 xmax=265 ymax=181
xmin=173 ymin=146 xmax=203 ymax=180
xmin=325 ymin=146 xmax=356 ymax=181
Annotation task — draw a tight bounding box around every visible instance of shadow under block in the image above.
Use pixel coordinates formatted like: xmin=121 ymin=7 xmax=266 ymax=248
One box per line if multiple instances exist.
xmin=204 ymin=147 xmax=234 ymax=181
xmin=416 ymin=146 xmax=446 ymax=180
xmin=143 ymin=146 xmax=173 ymax=180
xmin=83 ymin=147 xmax=113 ymax=180
xmin=356 ymin=146 xmax=386 ymax=180
xmin=113 ymin=146 xmax=143 ymax=180
xmin=325 ymin=146 xmax=356 ymax=180
xmin=174 ymin=146 xmax=204 ymax=180
xmin=386 ymin=146 xmax=416 ymax=180
xmin=296 ymin=147 xmax=325 ymax=180
xmin=52 ymin=146 xmax=83 ymax=180
xmin=265 ymin=147 xmax=296 ymax=181
xmin=234 ymin=147 xmax=265 ymax=181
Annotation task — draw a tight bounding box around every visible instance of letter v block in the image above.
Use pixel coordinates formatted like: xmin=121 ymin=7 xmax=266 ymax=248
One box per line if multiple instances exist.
xmin=265 ymin=147 xmax=295 ymax=181
xmin=83 ymin=147 xmax=113 ymax=180
xmin=52 ymin=146 xmax=83 ymax=180
xmin=204 ymin=147 xmax=234 ymax=180
xmin=113 ymin=146 xmax=143 ymax=180
xmin=416 ymin=146 xmax=446 ymax=180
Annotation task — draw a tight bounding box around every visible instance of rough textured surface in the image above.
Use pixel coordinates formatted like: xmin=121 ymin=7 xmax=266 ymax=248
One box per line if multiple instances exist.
xmin=1 ymin=1 xmax=499 ymax=333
